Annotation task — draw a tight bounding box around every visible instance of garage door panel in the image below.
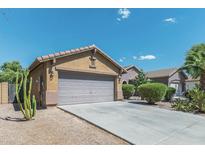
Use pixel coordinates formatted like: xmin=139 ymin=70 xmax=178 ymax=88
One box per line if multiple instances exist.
xmin=59 ymin=90 xmax=113 ymax=95
xmin=59 ymin=72 xmax=113 ymax=81
xmin=59 ymin=95 xmax=114 ymax=101
xmin=58 ymin=71 xmax=115 ymax=105
xmin=59 ymin=91 xmax=113 ymax=96
xmin=58 ymin=94 xmax=114 ymax=105
xmin=59 ymin=93 xmax=114 ymax=97
xmin=59 ymin=81 xmax=113 ymax=87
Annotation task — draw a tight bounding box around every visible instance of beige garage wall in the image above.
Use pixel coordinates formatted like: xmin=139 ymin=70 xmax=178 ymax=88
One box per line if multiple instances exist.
xmin=30 ymin=49 xmax=124 ymax=106
xmin=44 ymin=51 xmax=123 ymax=105
xmin=30 ymin=63 xmax=47 ymax=105
xmin=0 ymin=82 xmax=8 ymax=104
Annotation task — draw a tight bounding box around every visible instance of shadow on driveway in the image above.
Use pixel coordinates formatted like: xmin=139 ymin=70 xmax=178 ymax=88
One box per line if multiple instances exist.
xmin=127 ymin=100 xmax=157 ymax=106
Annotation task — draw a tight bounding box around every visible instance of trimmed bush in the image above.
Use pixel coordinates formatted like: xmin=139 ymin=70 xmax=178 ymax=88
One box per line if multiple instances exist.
xmin=138 ymin=83 xmax=167 ymax=104
xmin=165 ymin=87 xmax=176 ymax=101
xmin=122 ymin=84 xmax=135 ymax=99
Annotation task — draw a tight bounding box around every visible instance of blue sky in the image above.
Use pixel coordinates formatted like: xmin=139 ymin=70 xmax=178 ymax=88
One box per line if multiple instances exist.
xmin=0 ymin=8 xmax=205 ymax=71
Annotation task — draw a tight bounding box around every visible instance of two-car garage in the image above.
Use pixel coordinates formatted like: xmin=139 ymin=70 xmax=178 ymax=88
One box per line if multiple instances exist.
xmin=58 ymin=71 xmax=115 ymax=105
xmin=29 ymin=45 xmax=124 ymax=106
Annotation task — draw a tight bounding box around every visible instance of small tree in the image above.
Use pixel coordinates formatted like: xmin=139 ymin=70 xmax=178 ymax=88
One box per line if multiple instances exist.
xmin=0 ymin=61 xmax=23 ymax=83
xmin=131 ymin=69 xmax=149 ymax=95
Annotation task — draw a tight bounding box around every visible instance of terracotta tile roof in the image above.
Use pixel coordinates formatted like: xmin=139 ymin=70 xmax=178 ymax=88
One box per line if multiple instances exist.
xmin=146 ymin=68 xmax=178 ymax=78
xmin=36 ymin=45 xmax=95 ymax=62
xmin=29 ymin=45 xmax=125 ymax=72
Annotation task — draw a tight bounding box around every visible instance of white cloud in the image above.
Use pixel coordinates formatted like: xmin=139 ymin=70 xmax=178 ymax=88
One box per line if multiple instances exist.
xmin=133 ymin=56 xmax=137 ymax=60
xmin=118 ymin=57 xmax=126 ymax=62
xmin=119 ymin=58 xmax=124 ymax=62
xmin=117 ymin=18 xmax=121 ymax=21
xmin=164 ymin=17 xmax=176 ymax=23
xmin=117 ymin=8 xmax=131 ymax=21
xmin=118 ymin=8 xmax=131 ymax=19
xmin=138 ymin=55 xmax=156 ymax=60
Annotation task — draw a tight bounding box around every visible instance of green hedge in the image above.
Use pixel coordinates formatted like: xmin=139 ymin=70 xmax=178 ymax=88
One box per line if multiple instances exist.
xmin=165 ymin=87 xmax=176 ymax=101
xmin=122 ymin=84 xmax=135 ymax=99
xmin=138 ymin=83 xmax=167 ymax=104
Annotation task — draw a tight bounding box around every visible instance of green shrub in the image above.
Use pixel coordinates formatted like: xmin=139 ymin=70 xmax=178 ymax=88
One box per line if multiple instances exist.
xmin=171 ymin=99 xmax=197 ymax=112
xmin=130 ymin=70 xmax=149 ymax=96
xmin=122 ymin=84 xmax=135 ymax=99
xmin=165 ymin=87 xmax=176 ymax=101
xmin=138 ymin=83 xmax=167 ymax=104
xmin=188 ymin=87 xmax=205 ymax=112
xmin=171 ymin=87 xmax=205 ymax=113
xmin=184 ymin=90 xmax=192 ymax=100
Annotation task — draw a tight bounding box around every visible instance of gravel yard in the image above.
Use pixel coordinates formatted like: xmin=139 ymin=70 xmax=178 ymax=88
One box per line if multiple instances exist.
xmin=0 ymin=104 xmax=128 ymax=145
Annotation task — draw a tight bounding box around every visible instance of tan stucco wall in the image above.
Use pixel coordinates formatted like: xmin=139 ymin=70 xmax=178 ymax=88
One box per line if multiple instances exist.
xmin=115 ymin=76 xmax=123 ymax=100
xmin=30 ymin=63 xmax=46 ymax=106
xmin=56 ymin=51 xmax=119 ymax=75
xmin=30 ymin=50 xmax=123 ymax=106
xmin=0 ymin=82 xmax=8 ymax=104
xmin=45 ymin=61 xmax=59 ymax=105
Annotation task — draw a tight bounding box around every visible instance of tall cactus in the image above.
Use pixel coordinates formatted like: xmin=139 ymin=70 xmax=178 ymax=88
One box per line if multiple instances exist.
xmin=15 ymin=70 xmax=36 ymax=120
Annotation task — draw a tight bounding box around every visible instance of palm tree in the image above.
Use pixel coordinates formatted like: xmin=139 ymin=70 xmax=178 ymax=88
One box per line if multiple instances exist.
xmin=183 ymin=43 xmax=205 ymax=89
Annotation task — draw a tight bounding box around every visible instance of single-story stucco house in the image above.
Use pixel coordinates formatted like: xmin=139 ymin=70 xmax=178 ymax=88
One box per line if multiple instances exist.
xmin=122 ymin=65 xmax=140 ymax=84
xmin=146 ymin=68 xmax=188 ymax=96
xmin=29 ymin=45 xmax=125 ymax=106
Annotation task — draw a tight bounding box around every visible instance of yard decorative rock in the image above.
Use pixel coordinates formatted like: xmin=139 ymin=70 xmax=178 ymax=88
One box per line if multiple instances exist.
xmin=0 ymin=104 xmax=128 ymax=145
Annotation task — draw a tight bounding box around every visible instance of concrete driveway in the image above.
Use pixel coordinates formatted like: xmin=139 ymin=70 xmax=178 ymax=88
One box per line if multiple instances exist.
xmin=58 ymin=101 xmax=205 ymax=145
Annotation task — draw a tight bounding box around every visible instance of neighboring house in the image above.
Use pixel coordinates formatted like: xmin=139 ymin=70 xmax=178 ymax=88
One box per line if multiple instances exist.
xmin=146 ymin=68 xmax=188 ymax=96
xmin=122 ymin=65 xmax=141 ymax=84
xmin=29 ymin=45 xmax=125 ymax=106
xmin=185 ymin=77 xmax=200 ymax=91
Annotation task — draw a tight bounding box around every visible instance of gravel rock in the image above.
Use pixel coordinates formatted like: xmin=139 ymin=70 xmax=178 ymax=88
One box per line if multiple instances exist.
xmin=0 ymin=104 xmax=128 ymax=145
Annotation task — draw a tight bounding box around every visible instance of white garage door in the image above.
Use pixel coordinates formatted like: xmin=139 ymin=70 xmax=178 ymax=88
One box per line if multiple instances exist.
xmin=58 ymin=71 xmax=115 ymax=105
